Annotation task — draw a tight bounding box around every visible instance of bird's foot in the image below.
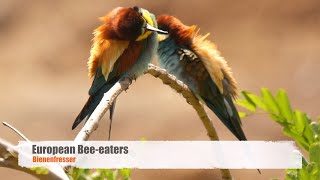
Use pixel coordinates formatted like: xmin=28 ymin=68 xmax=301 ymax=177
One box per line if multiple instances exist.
xmin=119 ymin=77 xmax=131 ymax=92
xmin=130 ymin=75 xmax=137 ymax=82
xmin=120 ymin=75 xmax=137 ymax=92
xmin=127 ymin=75 xmax=137 ymax=84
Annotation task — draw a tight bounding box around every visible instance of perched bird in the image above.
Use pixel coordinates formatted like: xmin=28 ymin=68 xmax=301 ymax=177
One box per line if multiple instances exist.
xmin=157 ymin=15 xmax=246 ymax=140
xmin=72 ymin=7 xmax=167 ymax=138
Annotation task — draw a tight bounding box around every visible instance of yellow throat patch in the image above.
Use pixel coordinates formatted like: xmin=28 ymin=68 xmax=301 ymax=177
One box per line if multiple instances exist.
xmin=136 ymin=9 xmax=154 ymax=41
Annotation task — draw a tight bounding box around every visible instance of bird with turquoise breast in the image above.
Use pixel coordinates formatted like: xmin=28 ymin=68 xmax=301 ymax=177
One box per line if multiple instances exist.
xmin=157 ymin=15 xmax=246 ymax=140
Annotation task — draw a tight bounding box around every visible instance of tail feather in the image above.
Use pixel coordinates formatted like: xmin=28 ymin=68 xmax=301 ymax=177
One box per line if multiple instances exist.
xmin=72 ymin=82 xmax=115 ymax=130
xmin=108 ymin=98 xmax=117 ymax=140
xmin=224 ymin=95 xmax=247 ymax=140
xmin=72 ymin=92 xmax=104 ymax=130
xmin=202 ymin=95 xmax=247 ymax=141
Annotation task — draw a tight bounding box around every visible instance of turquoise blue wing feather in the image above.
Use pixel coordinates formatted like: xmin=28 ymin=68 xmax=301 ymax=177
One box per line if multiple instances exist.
xmin=158 ymin=38 xmax=246 ymax=140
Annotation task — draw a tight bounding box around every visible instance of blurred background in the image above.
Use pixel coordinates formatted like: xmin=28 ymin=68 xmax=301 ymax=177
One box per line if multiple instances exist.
xmin=0 ymin=0 xmax=319 ymax=179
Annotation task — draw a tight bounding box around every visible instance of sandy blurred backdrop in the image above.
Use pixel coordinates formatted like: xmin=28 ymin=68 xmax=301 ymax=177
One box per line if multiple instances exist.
xmin=0 ymin=0 xmax=319 ymax=179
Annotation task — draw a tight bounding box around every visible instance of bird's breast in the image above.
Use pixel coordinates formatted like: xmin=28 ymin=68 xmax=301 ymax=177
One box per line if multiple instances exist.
xmin=121 ymin=31 xmax=158 ymax=78
xmin=158 ymin=39 xmax=198 ymax=92
xmin=115 ymin=41 xmax=144 ymax=75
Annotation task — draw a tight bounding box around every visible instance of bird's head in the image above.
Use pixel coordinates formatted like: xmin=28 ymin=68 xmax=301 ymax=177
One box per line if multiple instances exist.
xmin=157 ymin=15 xmax=196 ymax=46
xmin=98 ymin=7 xmax=167 ymax=41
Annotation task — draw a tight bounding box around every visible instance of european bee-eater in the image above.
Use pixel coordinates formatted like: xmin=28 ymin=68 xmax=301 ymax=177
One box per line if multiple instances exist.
xmin=72 ymin=7 xmax=167 ymax=137
xmin=157 ymin=15 xmax=246 ymax=140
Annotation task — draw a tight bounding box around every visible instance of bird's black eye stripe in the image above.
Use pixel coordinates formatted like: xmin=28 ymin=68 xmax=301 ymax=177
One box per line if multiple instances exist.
xmin=139 ymin=16 xmax=147 ymax=29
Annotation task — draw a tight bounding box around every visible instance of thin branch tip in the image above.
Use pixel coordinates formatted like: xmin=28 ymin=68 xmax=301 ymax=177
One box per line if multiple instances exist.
xmin=2 ymin=122 xmax=30 ymax=142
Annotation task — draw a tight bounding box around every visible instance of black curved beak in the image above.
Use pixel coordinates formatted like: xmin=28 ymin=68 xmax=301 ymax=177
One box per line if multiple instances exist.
xmin=145 ymin=23 xmax=168 ymax=34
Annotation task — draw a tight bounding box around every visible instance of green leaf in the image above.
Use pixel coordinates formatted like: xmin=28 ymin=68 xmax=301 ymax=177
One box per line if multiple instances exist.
xmin=83 ymin=169 xmax=91 ymax=176
xmin=285 ymin=169 xmax=298 ymax=180
xmin=304 ymin=124 xmax=315 ymax=145
xmin=100 ymin=169 xmax=116 ymax=180
xmin=306 ymin=162 xmax=318 ymax=178
xmin=294 ymin=110 xmax=307 ymax=135
xmin=298 ymin=167 xmax=311 ymax=180
xmin=30 ymin=167 xmax=49 ymax=175
xmin=297 ymin=158 xmax=312 ymax=180
xmin=119 ymin=168 xmax=131 ymax=180
xmin=241 ymin=91 xmax=267 ymax=111
xmin=310 ymin=122 xmax=320 ymax=141
xmin=72 ymin=167 xmax=83 ymax=180
xmin=283 ymin=127 xmax=309 ymax=151
xmin=276 ymin=89 xmax=293 ymax=122
xmin=241 ymin=91 xmax=256 ymax=106
xmin=238 ymin=111 xmax=247 ymax=118
xmin=269 ymin=114 xmax=287 ymax=125
xmin=310 ymin=143 xmax=320 ymax=172
xmin=239 ymin=88 xmax=320 ymax=180
xmin=236 ymin=99 xmax=256 ymax=112
xmin=261 ymin=88 xmax=280 ymax=115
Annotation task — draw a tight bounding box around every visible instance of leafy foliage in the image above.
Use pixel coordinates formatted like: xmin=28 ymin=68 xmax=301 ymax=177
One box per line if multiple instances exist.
xmin=69 ymin=168 xmax=131 ymax=180
xmin=66 ymin=88 xmax=319 ymax=180
xmin=236 ymin=88 xmax=320 ymax=180
xmin=29 ymin=166 xmax=49 ymax=175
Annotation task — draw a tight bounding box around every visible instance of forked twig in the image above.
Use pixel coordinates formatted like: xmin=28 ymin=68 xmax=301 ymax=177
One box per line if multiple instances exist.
xmin=1 ymin=124 xmax=69 ymax=180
